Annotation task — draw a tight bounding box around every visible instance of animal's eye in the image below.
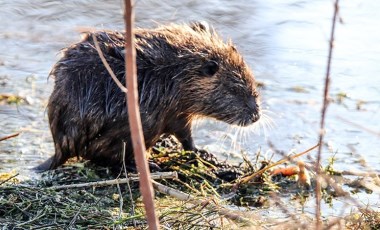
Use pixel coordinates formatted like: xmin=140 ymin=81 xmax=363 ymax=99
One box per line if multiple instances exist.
xmin=201 ymin=60 xmax=219 ymax=77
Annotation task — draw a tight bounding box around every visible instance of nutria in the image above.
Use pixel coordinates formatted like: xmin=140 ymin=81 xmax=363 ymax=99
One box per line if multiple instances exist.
xmin=37 ymin=23 xmax=260 ymax=171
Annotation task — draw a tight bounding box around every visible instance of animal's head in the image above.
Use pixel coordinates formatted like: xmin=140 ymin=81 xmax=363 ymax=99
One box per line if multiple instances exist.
xmin=164 ymin=23 xmax=261 ymax=126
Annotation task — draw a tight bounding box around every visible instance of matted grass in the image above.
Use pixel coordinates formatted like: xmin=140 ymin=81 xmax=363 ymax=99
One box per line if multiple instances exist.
xmin=0 ymin=136 xmax=379 ymax=229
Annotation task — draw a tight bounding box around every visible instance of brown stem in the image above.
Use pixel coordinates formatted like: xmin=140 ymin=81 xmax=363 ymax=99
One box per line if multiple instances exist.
xmin=47 ymin=172 xmax=177 ymax=190
xmin=123 ymin=0 xmax=160 ymax=229
xmin=315 ymin=0 xmax=339 ymax=228
xmin=92 ymin=34 xmax=127 ymax=93
xmin=0 ymin=132 xmax=20 ymax=142
xmin=0 ymin=173 xmax=19 ymax=185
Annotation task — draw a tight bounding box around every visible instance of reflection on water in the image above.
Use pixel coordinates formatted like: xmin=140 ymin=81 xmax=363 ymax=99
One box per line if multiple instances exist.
xmin=0 ymin=0 xmax=379 ymax=212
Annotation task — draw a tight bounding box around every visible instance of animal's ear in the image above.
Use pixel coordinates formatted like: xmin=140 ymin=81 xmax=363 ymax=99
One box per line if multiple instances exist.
xmin=201 ymin=60 xmax=219 ymax=77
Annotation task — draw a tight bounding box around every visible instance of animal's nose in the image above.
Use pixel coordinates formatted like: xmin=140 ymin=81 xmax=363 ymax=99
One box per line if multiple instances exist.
xmin=247 ymin=95 xmax=258 ymax=112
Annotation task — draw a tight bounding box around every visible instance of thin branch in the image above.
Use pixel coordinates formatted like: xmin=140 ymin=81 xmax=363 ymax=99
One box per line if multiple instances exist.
xmin=121 ymin=141 xmax=137 ymax=227
xmin=0 ymin=132 xmax=21 ymax=142
xmin=116 ymin=181 xmax=124 ymax=221
xmin=124 ymin=0 xmax=160 ymax=229
xmin=0 ymin=173 xmax=19 ymax=185
xmin=92 ymin=34 xmax=128 ymax=93
xmin=47 ymin=172 xmax=177 ymax=190
xmin=315 ymin=0 xmax=340 ymax=228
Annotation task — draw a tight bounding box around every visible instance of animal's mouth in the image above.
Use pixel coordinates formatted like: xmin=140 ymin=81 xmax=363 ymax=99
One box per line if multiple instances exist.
xmin=250 ymin=112 xmax=261 ymax=124
xmin=238 ymin=111 xmax=260 ymax=127
xmin=238 ymin=94 xmax=260 ymax=126
xmin=226 ymin=110 xmax=260 ymax=127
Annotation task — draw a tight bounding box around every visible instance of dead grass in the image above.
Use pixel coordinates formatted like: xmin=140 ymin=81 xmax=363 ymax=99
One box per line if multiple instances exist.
xmin=1 ymin=136 xmax=378 ymax=229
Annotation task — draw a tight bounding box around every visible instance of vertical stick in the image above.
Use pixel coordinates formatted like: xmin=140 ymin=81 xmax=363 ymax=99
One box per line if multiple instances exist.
xmin=123 ymin=0 xmax=160 ymax=229
xmin=315 ymin=0 xmax=339 ymax=229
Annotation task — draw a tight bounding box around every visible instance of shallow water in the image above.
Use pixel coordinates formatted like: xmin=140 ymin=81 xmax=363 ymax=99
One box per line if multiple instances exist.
xmin=1 ymin=0 xmax=379 ymax=215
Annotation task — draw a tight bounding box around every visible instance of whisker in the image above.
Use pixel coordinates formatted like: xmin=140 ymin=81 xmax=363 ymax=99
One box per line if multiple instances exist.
xmin=237 ymin=126 xmax=244 ymax=152
xmin=194 ymin=107 xmax=276 ymax=157
xmin=241 ymin=126 xmax=247 ymax=147
xmin=262 ymin=113 xmax=275 ymax=129
xmin=231 ymin=126 xmax=239 ymax=153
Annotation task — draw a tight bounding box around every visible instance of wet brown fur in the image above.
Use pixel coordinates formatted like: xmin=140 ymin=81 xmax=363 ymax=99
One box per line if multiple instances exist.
xmin=37 ymin=23 xmax=260 ymax=171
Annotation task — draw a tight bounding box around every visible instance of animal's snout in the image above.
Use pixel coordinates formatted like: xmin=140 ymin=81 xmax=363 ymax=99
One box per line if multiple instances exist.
xmin=247 ymin=95 xmax=260 ymax=123
xmin=247 ymin=95 xmax=259 ymax=112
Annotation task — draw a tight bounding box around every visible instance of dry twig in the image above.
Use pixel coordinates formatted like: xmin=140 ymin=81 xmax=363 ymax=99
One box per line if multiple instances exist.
xmin=92 ymin=34 xmax=127 ymax=93
xmin=0 ymin=172 xmax=19 ymax=185
xmin=315 ymin=1 xmax=340 ymax=228
xmin=124 ymin=0 xmax=159 ymax=229
xmin=47 ymin=172 xmax=177 ymax=190
xmin=0 ymin=132 xmax=21 ymax=142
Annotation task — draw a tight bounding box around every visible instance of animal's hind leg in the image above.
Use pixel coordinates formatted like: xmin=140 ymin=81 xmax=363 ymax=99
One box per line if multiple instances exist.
xmin=35 ymin=134 xmax=72 ymax=171
xmin=38 ymin=102 xmax=77 ymax=170
xmin=49 ymin=135 xmax=73 ymax=169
